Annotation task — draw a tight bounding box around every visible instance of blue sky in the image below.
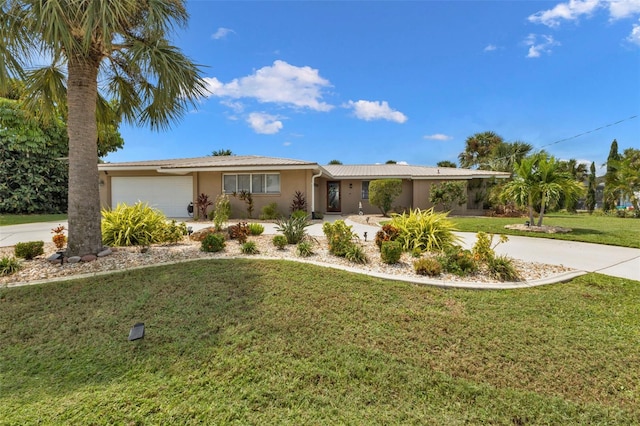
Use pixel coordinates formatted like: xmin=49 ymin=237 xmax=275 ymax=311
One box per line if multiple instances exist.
xmin=104 ymin=0 xmax=640 ymax=172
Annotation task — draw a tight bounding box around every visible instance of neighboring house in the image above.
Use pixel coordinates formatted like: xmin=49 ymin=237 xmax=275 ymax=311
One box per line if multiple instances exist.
xmin=98 ymin=155 xmax=510 ymax=218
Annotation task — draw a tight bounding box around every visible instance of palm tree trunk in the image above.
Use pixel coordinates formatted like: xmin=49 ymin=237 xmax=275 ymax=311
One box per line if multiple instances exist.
xmin=66 ymin=55 xmax=103 ymax=256
xmin=537 ymin=194 xmax=547 ymax=226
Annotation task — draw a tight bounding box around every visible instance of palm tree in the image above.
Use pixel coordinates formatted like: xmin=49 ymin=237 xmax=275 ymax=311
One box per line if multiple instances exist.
xmin=487 ymin=141 xmax=533 ymax=172
xmin=501 ymin=153 xmax=585 ymax=226
xmin=610 ymin=149 xmax=640 ymax=214
xmin=0 ymin=1 xmax=206 ymax=256
xmin=559 ymin=158 xmax=588 ymax=212
xmin=501 ymin=155 xmax=539 ymax=225
xmin=458 ymin=131 xmax=504 ymax=169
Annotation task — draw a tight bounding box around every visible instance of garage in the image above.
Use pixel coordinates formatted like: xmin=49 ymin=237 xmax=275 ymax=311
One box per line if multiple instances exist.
xmin=111 ymin=176 xmax=193 ymax=218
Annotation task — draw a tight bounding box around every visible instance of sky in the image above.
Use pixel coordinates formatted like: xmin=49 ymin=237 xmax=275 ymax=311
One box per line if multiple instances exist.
xmin=104 ymin=0 xmax=640 ymax=172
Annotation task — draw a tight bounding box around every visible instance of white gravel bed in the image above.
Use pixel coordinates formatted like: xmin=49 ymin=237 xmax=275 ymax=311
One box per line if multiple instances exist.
xmin=1 ymin=235 xmax=573 ymax=288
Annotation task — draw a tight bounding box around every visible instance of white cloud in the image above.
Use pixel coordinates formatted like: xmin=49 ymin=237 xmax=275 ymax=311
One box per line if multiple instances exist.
xmin=283 ymin=141 xmax=292 ymax=146
xmin=247 ymin=112 xmax=283 ymax=134
xmin=211 ymin=27 xmax=235 ymax=40
xmin=345 ymin=100 xmax=408 ymax=123
xmin=424 ymin=133 xmax=453 ymax=141
xmin=524 ymin=34 xmax=561 ymax=58
xmin=528 ymin=0 xmax=602 ymax=27
xmin=608 ymin=0 xmax=640 ymax=19
xmin=203 ymin=60 xmax=333 ymax=111
xmin=484 ymin=44 xmax=498 ymax=52
xmin=628 ymin=20 xmax=640 ymax=44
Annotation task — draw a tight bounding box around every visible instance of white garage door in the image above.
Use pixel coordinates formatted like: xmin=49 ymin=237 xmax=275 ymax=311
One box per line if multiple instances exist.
xmin=111 ymin=176 xmax=193 ymax=218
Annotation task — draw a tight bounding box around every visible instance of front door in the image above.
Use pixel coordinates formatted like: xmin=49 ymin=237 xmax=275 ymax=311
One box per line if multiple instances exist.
xmin=327 ymin=181 xmax=341 ymax=212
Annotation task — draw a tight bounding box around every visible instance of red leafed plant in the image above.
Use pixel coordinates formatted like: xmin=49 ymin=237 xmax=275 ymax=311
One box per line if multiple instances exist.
xmin=51 ymin=225 xmax=67 ymax=250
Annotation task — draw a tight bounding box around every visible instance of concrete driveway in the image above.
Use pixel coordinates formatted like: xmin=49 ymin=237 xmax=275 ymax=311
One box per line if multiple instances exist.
xmin=2 ymin=219 xmax=638 ymax=281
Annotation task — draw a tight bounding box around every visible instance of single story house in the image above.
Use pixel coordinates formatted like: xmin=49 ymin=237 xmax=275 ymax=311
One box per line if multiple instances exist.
xmin=98 ymin=155 xmax=510 ymax=218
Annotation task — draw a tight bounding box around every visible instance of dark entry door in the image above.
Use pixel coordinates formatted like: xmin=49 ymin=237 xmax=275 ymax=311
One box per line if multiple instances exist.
xmin=327 ymin=181 xmax=341 ymax=212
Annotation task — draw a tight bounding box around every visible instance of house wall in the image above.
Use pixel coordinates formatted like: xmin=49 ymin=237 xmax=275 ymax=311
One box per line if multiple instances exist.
xmin=196 ymin=169 xmax=312 ymax=219
xmin=413 ymin=179 xmax=469 ymax=215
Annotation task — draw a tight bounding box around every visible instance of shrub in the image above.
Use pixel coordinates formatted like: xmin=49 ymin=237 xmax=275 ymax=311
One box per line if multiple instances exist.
xmin=472 ymin=232 xmax=508 ymax=263
xmin=290 ymin=190 xmax=307 ymax=213
xmin=196 ymin=193 xmax=213 ymax=220
xmin=248 ymin=223 xmax=264 ymax=236
xmin=201 ymin=233 xmax=226 ymax=253
xmin=291 ymin=209 xmax=308 ymax=220
xmin=228 ymin=222 xmax=250 ymax=244
xmin=102 ymin=202 xmax=168 ymax=247
xmin=437 ymin=245 xmax=478 ymax=277
xmin=212 ymin=194 xmax=231 ymax=231
xmin=234 ymin=190 xmax=254 ymax=218
xmin=429 ymin=181 xmax=467 ymax=211
xmin=322 ymin=220 xmax=358 ymax=257
xmin=345 ymin=244 xmax=368 ymax=264
xmin=51 ymin=225 xmax=67 ymax=250
xmin=380 ymin=240 xmax=402 ymax=264
xmin=375 ymin=224 xmax=400 ymax=249
xmin=260 ymin=202 xmax=281 ymax=220
xmin=14 ymin=241 xmax=44 ymax=260
xmin=487 ymin=255 xmax=520 ymax=282
xmin=276 ymin=215 xmax=311 ymax=244
xmin=272 ymin=235 xmax=288 ymax=249
xmin=413 ymin=257 xmax=442 ymax=276
xmin=297 ymin=241 xmax=314 ymax=257
xmin=390 ymin=208 xmax=460 ymax=253
xmin=0 ymin=256 xmax=22 ymax=276
xmin=162 ymin=220 xmax=188 ymax=244
xmin=240 ymin=241 xmax=259 ymax=255
xmin=369 ymin=179 xmax=403 ymax=216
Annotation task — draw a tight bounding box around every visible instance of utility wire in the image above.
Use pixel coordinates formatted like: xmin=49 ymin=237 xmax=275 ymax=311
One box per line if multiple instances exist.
xmin=477 ymin=114 xmax=638 ymax=169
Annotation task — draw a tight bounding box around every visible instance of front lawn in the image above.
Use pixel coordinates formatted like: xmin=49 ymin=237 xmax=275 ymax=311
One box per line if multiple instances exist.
xmin=1 ymin=260 xmax=638 ymax=424
xmin=0 ymin=213 xmax=67 ymax=226
xmin=451 ymin=213 xmax=640 ymax=248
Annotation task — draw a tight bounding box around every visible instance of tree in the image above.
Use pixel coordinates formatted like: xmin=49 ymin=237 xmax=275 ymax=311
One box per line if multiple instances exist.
xmin=487 ymin=141 xmax=533 ymax=173
xmin=558 ymin=158 xmax=588 ymax=212
xmin=328 ymin=159 xmax=343 ymax=165
xmin=429 ymin=181 xmax=467 ymax=211
xmin=500 ymin=153 xmax=585 ymax=226
xmin=610 ymin=148 xmax=640 ymax=214
xmin=603 ymin=139 xmax=621 ymax=212
xmin=458 ymin=131 xmax=504 ymax=169
xmin=585 ymin=161 xmax=597 ymax=214
xmin=0 ymin=97 xmax=68 ymax=213
xmin=1 ymin=1 xmax=206 ymax=256
xmin=385 ymin=160 xmax=397 ymax=164
xmin=369 ymin=179 xmax=403 ymax=216
xmin=436 ymin=160 xmax=457 ymax=168
xmin=212 ymin=149 xmax=233 ymax=156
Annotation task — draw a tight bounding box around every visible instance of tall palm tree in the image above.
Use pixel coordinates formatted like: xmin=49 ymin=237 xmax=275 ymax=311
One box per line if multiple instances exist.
xmin=487 ymin=140 xmax=533 ymax=173
xmin=0 ymin=1 xmax=206 ymax=256
xmin=458 ymin=131 xmax=504 ymax=169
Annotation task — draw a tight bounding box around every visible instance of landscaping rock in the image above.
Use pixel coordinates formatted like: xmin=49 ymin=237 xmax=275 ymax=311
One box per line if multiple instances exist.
xmin=67 ymin=256 xmax=81 ymax=264
xmin=504 ymin=224 xmax=572 ymax=234
xmin=97 ymin=248 xmax=113 ymax=258
xmin=80 ymin=254 xmax=97 ymax=263
xmin=190 ymin=227 xmax=217 ymax=241
xmin=46 ymin=253 xmax=64 ymax=263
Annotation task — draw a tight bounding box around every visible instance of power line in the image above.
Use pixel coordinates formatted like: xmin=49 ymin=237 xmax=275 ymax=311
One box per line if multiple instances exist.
xmin=536 ymin=115 xmax=638 ymax=150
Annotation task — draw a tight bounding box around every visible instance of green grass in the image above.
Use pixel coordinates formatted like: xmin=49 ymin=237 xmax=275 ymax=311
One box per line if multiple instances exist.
xmin=0 ymin=213 xmax=67 ymax=226
xmin=451 ymin=212 xmax=640 ymax=248
xmin=1 ymin=260 xmax=638 ymax=424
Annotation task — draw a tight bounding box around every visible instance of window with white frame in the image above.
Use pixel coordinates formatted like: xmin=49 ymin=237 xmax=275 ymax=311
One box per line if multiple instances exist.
xmin=223 ymin=173 xmax=280 ymax=194
xmin=361 ymin=181 xmax=370 ymax=199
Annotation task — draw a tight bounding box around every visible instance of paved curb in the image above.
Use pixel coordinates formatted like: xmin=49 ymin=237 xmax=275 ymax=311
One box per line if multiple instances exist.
xmin=2 ymin=255 xmax=588 ymax=291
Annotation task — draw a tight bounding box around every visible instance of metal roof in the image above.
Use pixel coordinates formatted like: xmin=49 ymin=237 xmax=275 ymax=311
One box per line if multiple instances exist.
xmin=321 ymin=164 xmax=510 ymax=180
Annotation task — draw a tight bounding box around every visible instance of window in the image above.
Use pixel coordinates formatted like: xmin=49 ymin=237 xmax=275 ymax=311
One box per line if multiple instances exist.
xmin=361 ymin=181 xmax=370 ymax=199
xmin=223 ymin=173 xmax=280 ymax=194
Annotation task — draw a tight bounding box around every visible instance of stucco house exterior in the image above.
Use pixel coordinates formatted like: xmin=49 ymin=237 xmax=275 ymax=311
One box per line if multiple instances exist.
xmin=98 ymin=155 xmax=510 ymax=218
